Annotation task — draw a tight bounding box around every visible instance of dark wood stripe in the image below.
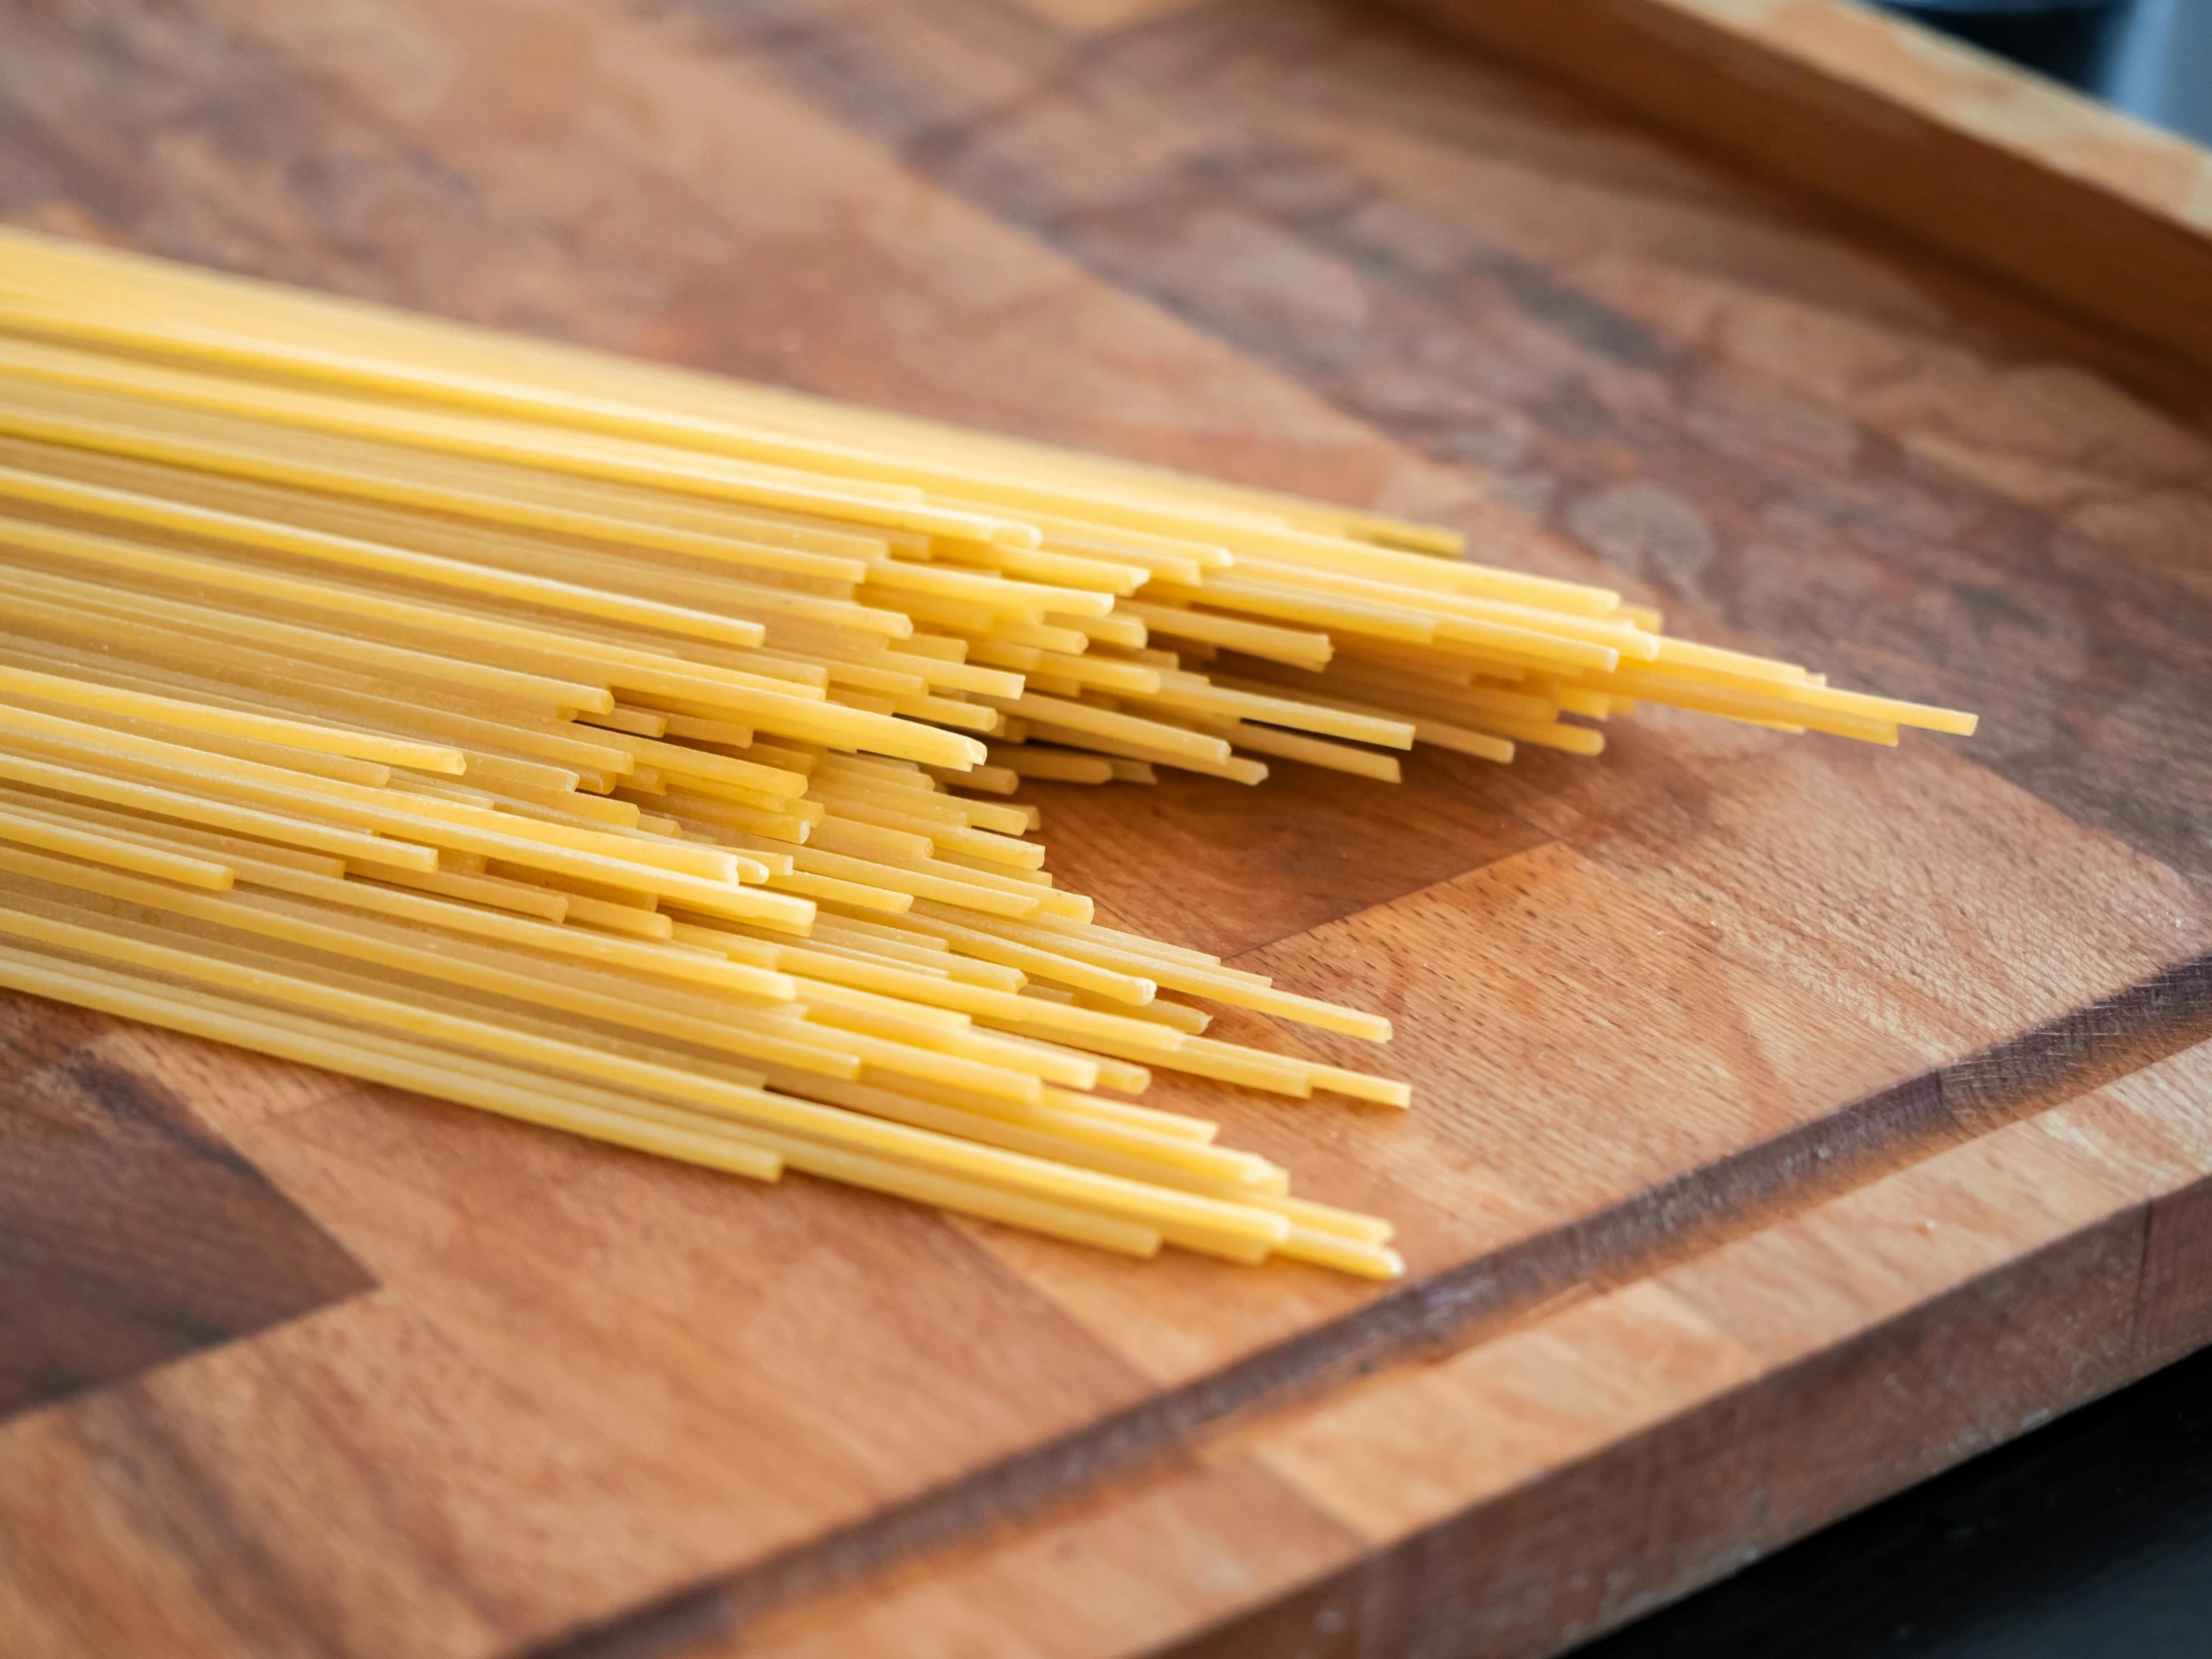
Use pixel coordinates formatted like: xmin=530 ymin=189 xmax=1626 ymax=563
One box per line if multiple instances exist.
xmin=0 ymin=995 xmax=374 ymax=1422
xmin=1149 ymin=1190 xmax=2168 ymax=1658
xmin=520 ymin=949 xmax=2212 ymax=1657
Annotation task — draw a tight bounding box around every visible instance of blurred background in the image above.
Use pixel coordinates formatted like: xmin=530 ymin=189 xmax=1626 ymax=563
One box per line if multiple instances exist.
xmin=1877 ymin=0 xmax=2212 ymax=143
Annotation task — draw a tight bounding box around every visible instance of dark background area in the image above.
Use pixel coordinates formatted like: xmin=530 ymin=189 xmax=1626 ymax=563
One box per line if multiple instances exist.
xmin=1585 ymin=14 xmax=2212 ymax=1650
xmin=1878 ymin=0 xmax=2212 ymax=143
xmin=1582 ymin=1342 xmax=2212 ymax=1655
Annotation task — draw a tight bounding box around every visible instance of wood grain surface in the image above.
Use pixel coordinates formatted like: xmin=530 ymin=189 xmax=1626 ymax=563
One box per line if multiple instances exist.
xmin=1399 ymin=0 xmax=2212 ymax=374
xmin=0 ymin=998 xmax=371 ymax=1421
xmin=0 ymin=3 xmax=2208 ymax=1658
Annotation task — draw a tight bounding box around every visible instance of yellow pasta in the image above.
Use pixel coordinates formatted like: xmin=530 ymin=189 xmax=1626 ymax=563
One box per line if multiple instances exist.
xmin=0 ymin=228 xmax=1979 ymax=1280
xmin=0 ymin=803 xmax=235 ymax=890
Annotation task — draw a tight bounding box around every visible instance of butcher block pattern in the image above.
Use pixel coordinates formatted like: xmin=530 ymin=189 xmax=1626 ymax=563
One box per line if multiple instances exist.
xmin=0 ymin=2 xmax=2208 ymax=1657
xmin=0 ymin=999 xmax=373 ymax=1421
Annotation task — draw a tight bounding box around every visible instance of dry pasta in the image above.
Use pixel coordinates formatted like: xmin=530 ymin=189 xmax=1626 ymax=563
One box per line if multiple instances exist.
xmin=0 ymin=229 xmax=1979 ymax=1279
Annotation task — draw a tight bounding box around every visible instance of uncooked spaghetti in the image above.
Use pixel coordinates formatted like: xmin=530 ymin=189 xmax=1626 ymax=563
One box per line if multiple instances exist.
xmin=0 ymin=230 xmax=1978 ymax=1278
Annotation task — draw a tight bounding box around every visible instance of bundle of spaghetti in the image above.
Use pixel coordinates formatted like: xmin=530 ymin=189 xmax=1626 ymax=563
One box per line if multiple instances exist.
xmin=0 ymin=231 xmax=1975 ymax=1277
xmin=0 ymin=687 xmax=1404 ymax=1278
xmin=0 ymin=343 xmax=1407 ymax=1275
xmin=0 ymin=229 xmax=1976 ymax=794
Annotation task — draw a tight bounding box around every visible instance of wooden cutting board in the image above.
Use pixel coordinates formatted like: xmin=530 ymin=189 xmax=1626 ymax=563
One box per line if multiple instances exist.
xmin=3 ymin=2 xmax=2210 ymax=1656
